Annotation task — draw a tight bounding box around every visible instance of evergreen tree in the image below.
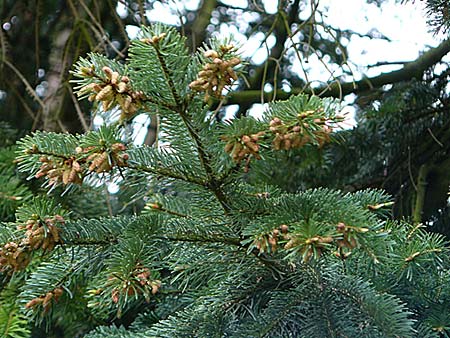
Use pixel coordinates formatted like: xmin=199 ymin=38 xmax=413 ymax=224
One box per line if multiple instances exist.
xmin=2 ymin=0 xmax=450 ymax=232
xmin=0 ymin=23 xmax=449 ymax=337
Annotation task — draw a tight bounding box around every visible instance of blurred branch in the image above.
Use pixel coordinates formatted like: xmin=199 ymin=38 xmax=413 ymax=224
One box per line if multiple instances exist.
xmin=188 ymin=0 xmax=218 ymax=50
xmin=413 ymin=164 xmax=430 ymax=224
xmin=366 ymin=61 xmax=409 ymax=68
xmin=225 ymin=37 xmax=450 ymax=105
xmin=235 ymin=0 xmax=301 ymax=117
xmin=1 ymin=59 xmax=45 ymax=110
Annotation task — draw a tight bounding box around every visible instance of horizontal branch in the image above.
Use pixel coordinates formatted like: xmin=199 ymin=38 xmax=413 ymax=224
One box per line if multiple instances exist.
xmin=155 ymin=234 xmax=241 ymax=246
xmin=129 ymin=164 xmax=206 ymax=186
xmin=225 ymin=38 xmax=450 ymax=105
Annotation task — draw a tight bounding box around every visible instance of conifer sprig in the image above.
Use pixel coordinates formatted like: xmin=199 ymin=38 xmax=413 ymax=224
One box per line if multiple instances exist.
xmin=2 ymin=23 xmax=449 ymax=336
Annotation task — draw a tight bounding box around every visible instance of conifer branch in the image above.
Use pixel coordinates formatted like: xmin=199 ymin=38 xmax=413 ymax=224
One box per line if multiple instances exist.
xmin=149 ymin=37 xmax=232 ymax=213
xmin=26 ymin=149 xmax=71 ymax=161
xmin=141 ymin=96 xmax=176 ymax=111
xmin=404 ymin=248 xmax=442 ymax=262
xmin=257 ymin=295 xmax=306 ymax=337
xmin=156 ymin=234 xmax=241 ymax=246
xmin=146 ymin=203 xmax=190 ymax=218
xmin=129 ymin=164 xmax=205 ymax=186
xmin=65 ymin=239 xmax=118 ymax=246
xmin=153 ymin=46 xmax=183 ymax=106
xmin=5 ymin=21 xmax=450 ymax=337
xmin=176 ymin=106 xmax=231 ymax=213
xmin=88 ymin=71 xmax=176 ymax=110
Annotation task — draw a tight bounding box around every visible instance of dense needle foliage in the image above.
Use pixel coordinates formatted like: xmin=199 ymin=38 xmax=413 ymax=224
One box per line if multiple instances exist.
xmin=0 ymin=22 xmax=449 ymax=338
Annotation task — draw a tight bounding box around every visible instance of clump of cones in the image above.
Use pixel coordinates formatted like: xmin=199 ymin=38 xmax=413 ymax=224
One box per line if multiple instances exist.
xmin=190 ymin=45 xmax=241 ymax=101
xmin=78 ymin=66 xmax=145 ymax=119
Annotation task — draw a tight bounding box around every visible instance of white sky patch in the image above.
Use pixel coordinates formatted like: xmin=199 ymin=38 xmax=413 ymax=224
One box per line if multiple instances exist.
xmin=262 ymin=0 xmax=278 ymax=14
xmin=147 ymin=2 xmax=180 ymax=25
xmin=131 ymin=114 xmax=151 ymax=145
xmin=239 ymin=32 xmax=277 ymax=65
xmin=116 ymin=2 xmax=128 ymax=19
xmin=241 ymin=10 xmax=259 ymax=21
xmin=183 ymin=0 xmax=201 ymax=11
xmin=338 ymin=94 xmax=358 ymax=130
xmin=248 ymin=103 xmax=269 ymax=120
xmin=264 ymin=83 xmax=273 ymax=92
xmin=318 ymin=0 xmax=435 ymax=45
xmin=262 ymin=0 xmax=442 ymax=84
xmin=224 ymin=105 xmax=240 ymax=119
xmin=318 ymin=0 xmax=382 ymax=34
xmin=125 ymin=25 xmax=141 ymax=40
xmin=220 ymin=0 xmax=248 ymax=9
xmin=93 ymin=115 xmax=104 ymax=127
xmin=281 ymin=80 xmax=292 ymax=92
xmin=107 ymin=181 xmax=120 ymax=194
xmin=336 ymin=105 xmax=357 ymax=130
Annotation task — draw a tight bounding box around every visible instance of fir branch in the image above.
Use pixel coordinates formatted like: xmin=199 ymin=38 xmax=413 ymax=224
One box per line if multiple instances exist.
xmin=155 ymin=234 xmax=241 ymax=246
xmin=78 ymin=67 xmax=176 ymax=111
xmin=5 ymin=22 xmax=450 ymax=337
xmin=141 ymin=96 xmax=176 ymax=111
xmin=404 ymin=248 xmax=443 ymax=262
xmin=64 ymin=238 xmax=118 ymax=246
xmin=0 ymin=282 xmax=31 ymax=338
xmin=153 ymin=46 xmax=183 ymax=107
xmin=176 ymin=110 xmax=231 ymax=213
xmin=145 ymin=203 xmax=190 ymax=218
xmin=129 ymin=163 xmax=205 ymax=186
xmin=141 ymin=31 xmax=234 ymax=212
